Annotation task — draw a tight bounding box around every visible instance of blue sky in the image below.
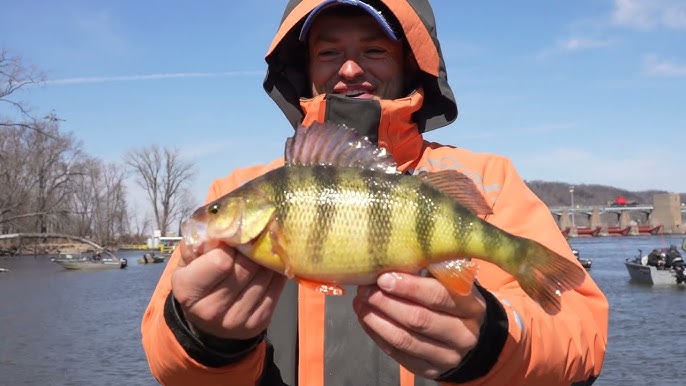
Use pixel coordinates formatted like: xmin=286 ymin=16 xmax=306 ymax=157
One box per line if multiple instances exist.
xmin=1 ymin=0 xmax=685 ymax=212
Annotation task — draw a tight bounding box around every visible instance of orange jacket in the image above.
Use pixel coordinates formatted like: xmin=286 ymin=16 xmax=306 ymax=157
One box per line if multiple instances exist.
xmin=142 ymin=1 xmax=607 ymax=384
xmin=142 ymin=141 xmax=608 ymax=385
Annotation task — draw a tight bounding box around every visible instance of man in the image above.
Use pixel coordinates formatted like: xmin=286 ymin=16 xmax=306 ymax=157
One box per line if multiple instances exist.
xmin=647 ymin=248 xmax=666 ymax=268
xmin=665 ymin=245 xmax=683 ymax=268
xmin=141 ymin=1 xmax=608 ymax=385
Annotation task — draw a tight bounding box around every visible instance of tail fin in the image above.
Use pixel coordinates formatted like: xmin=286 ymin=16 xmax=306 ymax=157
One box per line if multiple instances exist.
xmin=515 ymin=242 xmax=586 ymax=314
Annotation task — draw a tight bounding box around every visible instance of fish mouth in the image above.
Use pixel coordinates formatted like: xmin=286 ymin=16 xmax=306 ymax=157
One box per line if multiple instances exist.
xmin=180 ymin=218 xmax=208 ymax=255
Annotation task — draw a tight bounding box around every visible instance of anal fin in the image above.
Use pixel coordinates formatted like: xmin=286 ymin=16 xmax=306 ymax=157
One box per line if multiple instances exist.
xmin=427 ymin=258 xmax=478 ymax=296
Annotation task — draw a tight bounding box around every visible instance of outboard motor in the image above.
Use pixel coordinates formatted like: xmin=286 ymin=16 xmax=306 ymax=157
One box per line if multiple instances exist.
xmin=673 ymin=258 xmax=685 ymax=284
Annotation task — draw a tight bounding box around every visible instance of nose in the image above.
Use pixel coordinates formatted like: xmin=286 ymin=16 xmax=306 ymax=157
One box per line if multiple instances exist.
xmin=338 ymin=59 xmax=364 ymax=80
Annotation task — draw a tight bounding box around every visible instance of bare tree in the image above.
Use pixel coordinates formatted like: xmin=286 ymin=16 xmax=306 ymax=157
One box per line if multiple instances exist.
xmin=124 ymin=146 xmax=195 ymax=236
xmin=0 ymin=49 xmax=47 ymax=129
xmin=0 ymin=116 xmax=88 ymax=234
xmin=67 ymin=159 xmax=130 ymax=245
xmin=27 ymin=117 xmax=86 ymax=233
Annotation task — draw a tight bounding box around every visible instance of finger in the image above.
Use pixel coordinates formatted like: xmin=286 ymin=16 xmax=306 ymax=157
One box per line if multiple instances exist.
xmin=178 ymin=239 xmax=221 ymax=267
xmin=189 ymin=266 xmax=281 ymax=339
xmin=245 ymin=273 xmax=288 ymax=328
xmin=353 ymin=297 xmax=461 ymax=377
xmin=357 ymin=285 xmax=481 ymax=349
xmin=376 ymin=272 xmax=485 ymax=318
xmin=172 ymin=245 xmax=245 ymax=306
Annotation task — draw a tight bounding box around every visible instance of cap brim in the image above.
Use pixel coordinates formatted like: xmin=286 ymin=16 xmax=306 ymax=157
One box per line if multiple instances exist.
xmin=299 ymin=0 xmax=399 ymax=42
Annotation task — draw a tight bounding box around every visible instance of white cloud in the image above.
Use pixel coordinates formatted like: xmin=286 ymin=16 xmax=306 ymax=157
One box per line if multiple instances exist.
xmin=45 ymin=71 xmax=263 ymax=85
xmin=643 ymin=54 xmax=686 ymax=76
xmin=537 ymin=36 xmax=612 ymax=58
xmin=558 ymin=37 xmax=613 ymax=51
xmin=612 ymin=0 xmax=686 ymax=30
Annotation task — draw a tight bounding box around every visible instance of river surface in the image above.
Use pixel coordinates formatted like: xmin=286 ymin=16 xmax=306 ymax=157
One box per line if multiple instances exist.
xmin=1 ymin=236 xmax=685 ymax=385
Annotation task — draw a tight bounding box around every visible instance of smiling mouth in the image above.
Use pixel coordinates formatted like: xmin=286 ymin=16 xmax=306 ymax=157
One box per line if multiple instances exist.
xmin=332 ymin=84 xmax=374 ymax=98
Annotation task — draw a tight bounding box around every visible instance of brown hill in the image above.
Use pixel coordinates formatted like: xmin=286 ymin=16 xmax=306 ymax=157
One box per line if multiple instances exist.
xmin=525 ymin=180 xmax=684 ymax=208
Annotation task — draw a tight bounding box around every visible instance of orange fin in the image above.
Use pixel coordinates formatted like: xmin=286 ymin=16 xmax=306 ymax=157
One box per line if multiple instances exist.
xmin=427 ymin=258 xmax=478 ymax=296
xmin=417 ymin=170 xmax=493 ymax=215
xmin=297 ymin=279 xmax=346 ymax=296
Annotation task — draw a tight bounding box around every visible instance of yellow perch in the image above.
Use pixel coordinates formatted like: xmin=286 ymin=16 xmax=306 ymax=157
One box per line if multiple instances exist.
xmin=182 ymin=122 xmax=585 ymax=313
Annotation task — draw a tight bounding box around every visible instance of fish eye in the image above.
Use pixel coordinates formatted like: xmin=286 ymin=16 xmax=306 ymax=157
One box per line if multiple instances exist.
xmin=208 ymin=203 xmax=221 ymax=215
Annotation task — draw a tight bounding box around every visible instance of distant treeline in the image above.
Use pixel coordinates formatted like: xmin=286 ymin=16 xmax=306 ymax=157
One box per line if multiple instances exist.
xmin=525 ymin=180 xmax=684 ymax=208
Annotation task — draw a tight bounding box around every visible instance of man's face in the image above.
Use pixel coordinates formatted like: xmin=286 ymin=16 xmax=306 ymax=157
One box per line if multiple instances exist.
xmin=306 ymin=11 xmax=407 ymax=100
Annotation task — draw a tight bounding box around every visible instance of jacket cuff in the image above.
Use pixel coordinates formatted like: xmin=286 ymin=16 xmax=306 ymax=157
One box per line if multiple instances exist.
xmin=164 ymin=292 xmax=265 ymax=367
xmin=435 ymin=284 xmax=508 ymax=383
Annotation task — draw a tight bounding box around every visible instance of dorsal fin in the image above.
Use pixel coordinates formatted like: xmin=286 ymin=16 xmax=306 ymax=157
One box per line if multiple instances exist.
xmin=417 ymin=170 xmax=493 ymax=215
xmin=285 ymin=122 xmax=398 ymax=174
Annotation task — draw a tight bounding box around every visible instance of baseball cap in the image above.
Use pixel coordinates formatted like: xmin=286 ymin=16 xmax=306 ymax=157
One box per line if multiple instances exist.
xmin=298 ymin=0 xmax=400 ymax=42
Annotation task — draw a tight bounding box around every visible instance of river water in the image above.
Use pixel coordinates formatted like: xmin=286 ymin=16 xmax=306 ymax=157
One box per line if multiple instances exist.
xmin=1 ymin=236 xmax=685 ymax=385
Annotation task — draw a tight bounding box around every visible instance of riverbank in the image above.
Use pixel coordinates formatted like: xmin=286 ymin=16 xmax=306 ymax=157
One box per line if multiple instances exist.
xmin=0 ymin=241 xmax=130 ymax=258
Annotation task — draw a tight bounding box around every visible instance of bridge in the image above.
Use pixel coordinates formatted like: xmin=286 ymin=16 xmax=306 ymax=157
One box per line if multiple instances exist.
xmin=548 ymin=193 xmax=685 ymax=235
xmin=549 ymin=205 xmax=662 ymax=216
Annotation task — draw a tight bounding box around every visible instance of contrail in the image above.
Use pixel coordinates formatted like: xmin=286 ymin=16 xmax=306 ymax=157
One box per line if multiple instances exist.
xmin=46 ymin=71 xmax=263 ymax=85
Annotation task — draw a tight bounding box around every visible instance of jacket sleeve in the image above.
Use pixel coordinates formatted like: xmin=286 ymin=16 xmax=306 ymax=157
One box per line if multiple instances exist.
xmin=141 ymin=162 xmax=284 ymax=385
xmin=443 ymin=156 xmax=608 ymax=385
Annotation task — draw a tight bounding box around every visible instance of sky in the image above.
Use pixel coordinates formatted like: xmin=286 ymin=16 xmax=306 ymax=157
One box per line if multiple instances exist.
xmin=1 ymin=0 xmax=685 ymax=214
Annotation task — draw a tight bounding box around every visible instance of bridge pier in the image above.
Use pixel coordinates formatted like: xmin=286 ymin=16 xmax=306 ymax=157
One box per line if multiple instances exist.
xmin=652 ymin=193 xmax=684 ymax=234
xmin=590 ymin=208 xmax=602 ymax=229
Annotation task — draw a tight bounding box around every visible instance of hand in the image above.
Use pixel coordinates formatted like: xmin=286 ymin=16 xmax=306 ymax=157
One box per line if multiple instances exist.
xmin=353 ymin=272 xmax=486 ymax=380
xmin=172 ymin=240 xmax=287 ymax=339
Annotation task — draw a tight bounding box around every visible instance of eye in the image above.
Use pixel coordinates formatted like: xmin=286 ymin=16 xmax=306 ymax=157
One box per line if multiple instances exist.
xmin=316 ymin=49 xmax=340 ymax=61
xmin=208 ymin=203 xmax=221 ymax=215
xmin=365 ymin=47 xmax=388 ymax=59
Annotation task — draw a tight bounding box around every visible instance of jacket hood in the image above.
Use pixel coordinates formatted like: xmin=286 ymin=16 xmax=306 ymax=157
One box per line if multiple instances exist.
xmin=263 ymin=0 xmax=458 ymax=133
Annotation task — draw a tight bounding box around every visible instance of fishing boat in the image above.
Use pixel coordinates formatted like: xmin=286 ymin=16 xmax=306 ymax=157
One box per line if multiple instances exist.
xmin=624 ymin=249 xmax=685 ymax=285
xmin=571 ymin=249 xmax=592 ymax=269
xmin=52 ymin=252 xmax=127 ymax=270
xmin=138 ymin=252 xmax=166 ymax=264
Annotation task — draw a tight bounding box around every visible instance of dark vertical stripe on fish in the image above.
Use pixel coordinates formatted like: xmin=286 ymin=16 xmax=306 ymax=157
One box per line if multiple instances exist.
xmin=271 ymin=167 xmax=290 ymax=224
xmin=364 ymin=170 xmax=393 ymax=269
xmin=450 ymin=199 xmax=470 ymax=254
xmin=416 ymin=182 xmax=438 ymax=260
xmin=306 ymin=165 xmax=338 ymax=264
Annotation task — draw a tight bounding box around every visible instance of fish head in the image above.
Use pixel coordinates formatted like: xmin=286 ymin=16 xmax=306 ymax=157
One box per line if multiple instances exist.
xmin=181 ymin=194 xmax=276 ymax=256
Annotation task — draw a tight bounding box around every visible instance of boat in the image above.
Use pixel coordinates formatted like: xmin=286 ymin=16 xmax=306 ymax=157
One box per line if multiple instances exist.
xmin=571 ymin=249 xmax=592 ymax=269
xmin=576 ymin=227 xmax=601 ymax=237
xmin=52 ymin=252 xmax=127 ymax=270
xmin=624 ymin=249 xmax=685 ymax=285
xmin=0 ymin=267 xmax=10 ymax=273
xmin=138 ymin=252 xmax=166 ymax=264
xmin=636 ymin=224 xmax=662 ymax=235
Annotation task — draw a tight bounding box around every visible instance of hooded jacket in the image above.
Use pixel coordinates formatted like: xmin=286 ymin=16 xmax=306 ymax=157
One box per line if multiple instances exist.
xmin=141 ymin=1 xmax=608 ymax=385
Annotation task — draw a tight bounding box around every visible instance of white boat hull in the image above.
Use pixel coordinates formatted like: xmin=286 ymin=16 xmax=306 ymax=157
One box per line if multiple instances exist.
xmin=52 ymin=260 xmax=125 ymax=270
xmin=624 ymin=261 xmax=680 ymax=285
xmin=52 ymin=252 xmax=127 ymax=270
